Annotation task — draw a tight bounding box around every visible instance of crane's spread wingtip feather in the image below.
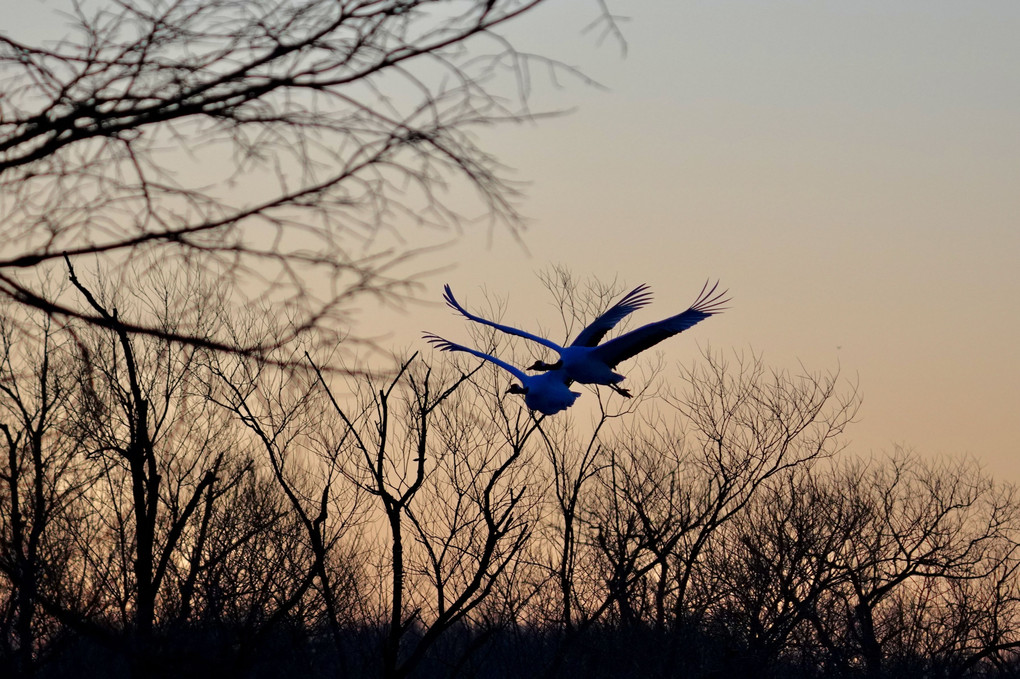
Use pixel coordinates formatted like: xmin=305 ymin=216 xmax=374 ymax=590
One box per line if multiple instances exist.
xmin=422 ymin=332 xmax=455 ymax=353
xmin=442 ymin=284 xmax=460 ymax=312
xmin=689 ymin=279 xmax=730 ymax=315
xmin=619 ymin=283 xmax=654 ymax=309
xmin=443 ymin=284 xmax=485 ymax=323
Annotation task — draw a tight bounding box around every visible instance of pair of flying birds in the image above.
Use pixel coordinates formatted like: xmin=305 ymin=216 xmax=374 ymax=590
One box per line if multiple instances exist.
xmin=424 ymin=281 xmax=728 ymax=416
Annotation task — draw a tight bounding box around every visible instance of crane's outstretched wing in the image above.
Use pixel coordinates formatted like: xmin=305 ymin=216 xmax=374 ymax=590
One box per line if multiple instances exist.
xmin=423 ymin=332 xmax=527 ymax=382
xmin=570 ymin=284 xmax=653 ymax=347
xmin=590 ymin=281 xmax=729 ymax=368
xmin=442 ymin=285 xmax=563 ymax=353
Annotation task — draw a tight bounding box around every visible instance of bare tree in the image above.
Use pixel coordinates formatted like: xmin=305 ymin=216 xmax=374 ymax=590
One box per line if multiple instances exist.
xmin=941 ymin=542 xmax=1020 ymax=677
xmin=208 ymin=344 xmax=372 ymax=673
xmin=51 ymin=265 xmax=258 ymax=676
xmin=704 ymin=466 xmax=865 ymax=675
xmin=0 ymin=266 xmax=270 ymax=676
xmin=307 ymin=351 xmax=544 ymax=679
xmin=0 ymin=301 xmax=88 ymax=678
xmin=809 ymin=450 xmax=1020 ymax=679
xmin=0 ymin=0 xmax=618 ymax=355
xmin=658 ymin=349 xmax=858 ymax=623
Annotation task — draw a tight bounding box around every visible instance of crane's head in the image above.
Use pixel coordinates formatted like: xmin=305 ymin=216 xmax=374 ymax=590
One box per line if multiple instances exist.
xmin=506 ymin=383 xmax=528 ymax=395
xmin=527 ymin=359 xmax=563 ymax=372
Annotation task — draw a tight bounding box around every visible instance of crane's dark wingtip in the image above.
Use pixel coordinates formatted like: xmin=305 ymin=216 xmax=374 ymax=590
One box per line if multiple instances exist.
xmin=442 ymin=284 xmax=462 ymax=313
xmin=422 ymin=332 xmax=451 ymax=351
xmin=621 ymin=283 xmax=654 ymax=309
xmin=691 ymin=280 xmax=730 ymax=315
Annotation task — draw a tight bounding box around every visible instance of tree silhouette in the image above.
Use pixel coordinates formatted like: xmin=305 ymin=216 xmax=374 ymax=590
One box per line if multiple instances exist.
xmin=4 ymin=270 xmax=1020 ymax=679
xmin=0 ymin=0 xmax=619 ymax=355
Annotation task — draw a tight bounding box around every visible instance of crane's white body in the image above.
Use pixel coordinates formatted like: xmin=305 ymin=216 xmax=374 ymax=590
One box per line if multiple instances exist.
xmin=422 ymin=333 xmax=579 ymax=416
xmin=510 ymin=370 xmax=581 ymax=415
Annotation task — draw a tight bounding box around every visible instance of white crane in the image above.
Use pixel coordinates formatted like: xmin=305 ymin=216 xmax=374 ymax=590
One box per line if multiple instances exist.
xmin=442 ymin=281 xmax=728 ymax=397
xmin=422 ymin=333 xmax=581 ymax=416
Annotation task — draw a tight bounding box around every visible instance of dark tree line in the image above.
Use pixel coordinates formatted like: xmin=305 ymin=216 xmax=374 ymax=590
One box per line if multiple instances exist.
xmin=2 ymin=270 xmax=1019 ymax=679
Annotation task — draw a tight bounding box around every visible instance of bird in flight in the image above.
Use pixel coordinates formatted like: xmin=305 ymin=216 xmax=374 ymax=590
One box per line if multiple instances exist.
xmin=422 ymin=333 xmax=580 ymax=416
xmin=442 ymin=281 xmax=728 ymax=397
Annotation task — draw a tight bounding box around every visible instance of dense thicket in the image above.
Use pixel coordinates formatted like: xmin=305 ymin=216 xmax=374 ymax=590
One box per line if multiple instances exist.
xmin=2 ymin=278 xmax=1018 ymax=679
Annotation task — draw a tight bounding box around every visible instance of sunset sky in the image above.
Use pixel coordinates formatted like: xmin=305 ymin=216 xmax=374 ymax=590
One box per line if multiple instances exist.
xmin=376 ymin=1 xmax=1020 ymax=478
xmin=6 ymin=2 xmax=1018 ymax=478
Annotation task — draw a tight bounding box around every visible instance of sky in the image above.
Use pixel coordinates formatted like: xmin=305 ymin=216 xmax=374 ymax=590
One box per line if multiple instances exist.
xmin=5 ymin=2 xmax=1018 ymax=478
xmin=373 ymin=1 xmax=1020 ymax=479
